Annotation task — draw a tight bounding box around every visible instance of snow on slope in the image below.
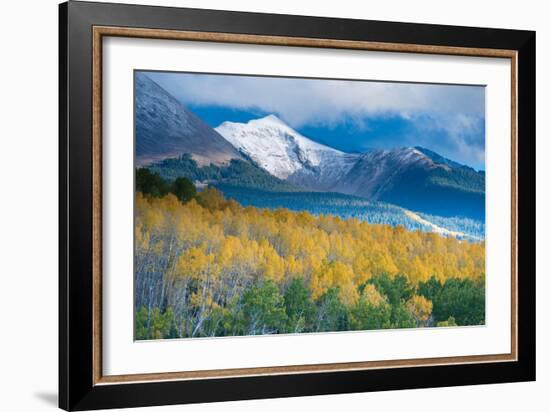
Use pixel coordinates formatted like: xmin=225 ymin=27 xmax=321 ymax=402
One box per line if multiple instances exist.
xmin=215 ymin=115 xmax=442 ymax=195
xmin=403 ymin=210 xmax=480 ymax=240
xmin=337 ymin=147 xmax=441 ymax=199
xmin=216 ymin=115 xmax=359 ymax=190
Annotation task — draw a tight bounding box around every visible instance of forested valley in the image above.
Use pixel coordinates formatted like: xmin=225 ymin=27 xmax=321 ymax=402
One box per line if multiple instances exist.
xmin=135 ymin=170 xmax=486 ymax=340
xmin=147 ymin=154 xmax=484 ymax=239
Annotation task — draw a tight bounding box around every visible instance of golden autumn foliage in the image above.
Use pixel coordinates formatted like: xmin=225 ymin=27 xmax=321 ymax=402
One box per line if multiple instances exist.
xmin=136 ymin=192 xmax=485 ymax=303
xmin=406 ymin=295 xmax=433 ymax=326
xmin=135 ymin=189 xmax=486 ymax=339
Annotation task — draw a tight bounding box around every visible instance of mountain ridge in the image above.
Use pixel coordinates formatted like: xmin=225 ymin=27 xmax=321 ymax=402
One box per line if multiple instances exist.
xmin=216 ymin=115 xmax=359 ymax=189
xmin=216 ymin=115 xmax=485 ymax=220
xmin=135 ymin=73 xmax=244 ymax=167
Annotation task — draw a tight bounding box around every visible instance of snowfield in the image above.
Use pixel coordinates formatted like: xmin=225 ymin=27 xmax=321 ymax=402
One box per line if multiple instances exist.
xmin=216 ymin=115 xmax=359 ymax=190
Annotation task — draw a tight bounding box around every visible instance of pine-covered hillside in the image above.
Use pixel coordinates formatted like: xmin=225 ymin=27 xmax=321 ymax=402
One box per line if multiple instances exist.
xmin=148 ymin=154 xmax=301 ymax=192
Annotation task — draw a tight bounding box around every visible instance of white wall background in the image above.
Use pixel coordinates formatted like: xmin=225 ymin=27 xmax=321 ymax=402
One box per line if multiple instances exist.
xmin=0 ymin=0 xmax=546 ymax=411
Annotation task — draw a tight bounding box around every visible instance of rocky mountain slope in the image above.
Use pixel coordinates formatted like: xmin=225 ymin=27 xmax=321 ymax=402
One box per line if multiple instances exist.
xmin=135 ymin=73 xmax=244 ymax=167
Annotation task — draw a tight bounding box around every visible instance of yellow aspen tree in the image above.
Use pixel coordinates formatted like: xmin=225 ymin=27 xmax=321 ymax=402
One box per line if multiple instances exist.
xmin=406 ymin=295 xmax=433 ymax=326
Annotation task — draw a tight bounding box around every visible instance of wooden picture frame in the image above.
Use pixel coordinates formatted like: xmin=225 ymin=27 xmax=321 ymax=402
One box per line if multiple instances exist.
xmin=59 ymin=1 xmax=535 ymax=410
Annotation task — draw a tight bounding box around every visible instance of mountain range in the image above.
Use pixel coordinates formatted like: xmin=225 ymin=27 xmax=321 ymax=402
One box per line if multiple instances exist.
xmin=136 ymin=73 xmax=485 ymax=221
xmin=215 ymin=116 xmax=484 ymax=219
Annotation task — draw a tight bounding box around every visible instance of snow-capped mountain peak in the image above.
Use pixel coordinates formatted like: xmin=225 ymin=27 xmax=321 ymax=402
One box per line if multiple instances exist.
xmin=251 ymin=114 xmax=290 ymax=128
xmin=215 ymin=115 xmax=484 ymax=219
xmin=216 ymin=115 xmax=356 ymax=181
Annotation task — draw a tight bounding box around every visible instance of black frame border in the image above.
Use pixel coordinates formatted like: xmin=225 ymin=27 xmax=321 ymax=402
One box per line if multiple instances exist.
xmin=59 ymin=1 xmax=535 ymax=410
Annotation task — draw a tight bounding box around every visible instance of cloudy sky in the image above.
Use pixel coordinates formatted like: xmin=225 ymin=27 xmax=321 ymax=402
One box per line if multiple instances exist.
xmin=145 ymin=71 xmax=485 ymax=170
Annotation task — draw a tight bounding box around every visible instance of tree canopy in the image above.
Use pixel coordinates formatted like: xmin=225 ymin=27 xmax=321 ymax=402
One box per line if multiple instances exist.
xmin=135 ymin=183 xmax=485 ymax=339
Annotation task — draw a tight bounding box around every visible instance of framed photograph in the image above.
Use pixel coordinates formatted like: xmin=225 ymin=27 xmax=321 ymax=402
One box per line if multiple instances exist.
xmin=59 ymin=1 xmax=535 ymax=410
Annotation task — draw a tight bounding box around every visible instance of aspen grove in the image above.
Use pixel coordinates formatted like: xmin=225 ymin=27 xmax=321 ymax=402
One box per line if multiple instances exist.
xmin=134 ymin=178 xmax=485 ymax=340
